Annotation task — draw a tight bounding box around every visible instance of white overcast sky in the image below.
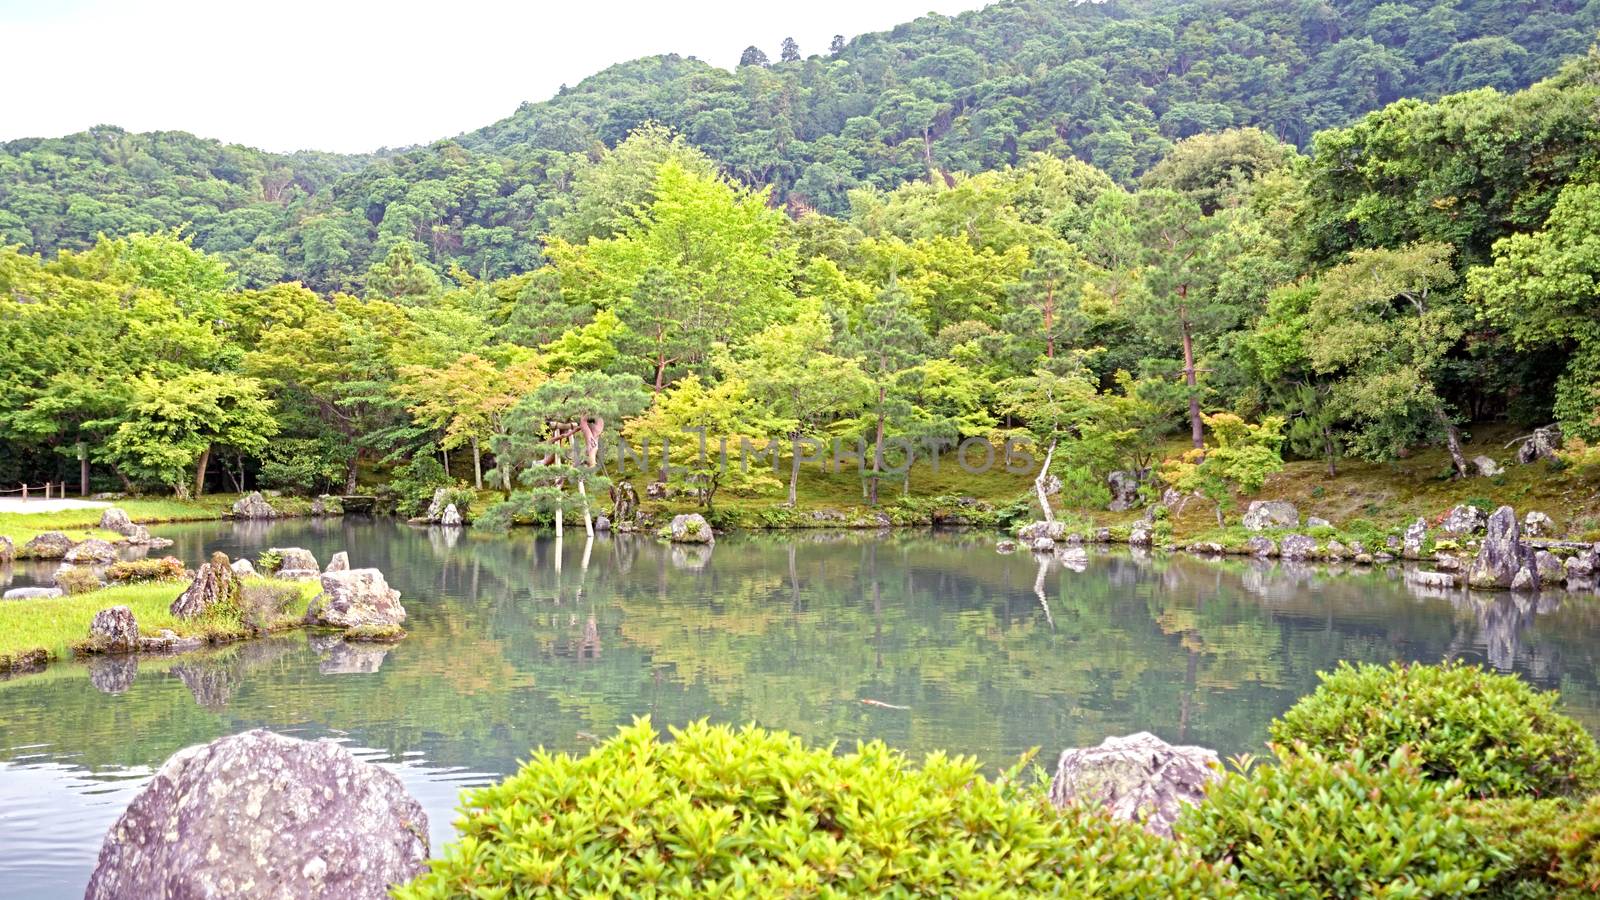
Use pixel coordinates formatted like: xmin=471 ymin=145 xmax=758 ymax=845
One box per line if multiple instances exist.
xmin=2 ymin=0 xmax=988 ymax=154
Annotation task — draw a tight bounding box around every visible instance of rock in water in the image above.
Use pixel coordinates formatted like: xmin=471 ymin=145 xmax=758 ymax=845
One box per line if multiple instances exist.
xmin=269 ymin=547 xmax=321 ymax=581
xmin=325 ymin=551 xmax=350 ymax=573
xmin=439 ymin=503 xmax=463 ymax=526
xmin=230 ymin=491 xmax=278 ymax=519
xmin=668 ymin=513 xmax=714 ymax=544
xmin=230 ymin=558 xmax=257 ymax=577
xmin=1029 ymin=536 xmax=1057 ymax=553
xmin=306 ymin=569 xmax=407 ymax=629
xmin=170 ymin=552 xmax=242 ymax=619
xmin=87 ymin=606 xmax=140 ymax=653
xmin=594 ymin=515 xmax=611 ymax=532
xmin=1242 ymin=500 xmax=1299 ymax=531
xmin=1128 ymin=522 xmax=1153 ymax=547
xmin=1017 ymin=520 xmax=1067 ymax=543
xmin=1535 ymin=551 xmax=1566 ymax=584
xmin=1279 ymin=533 xmax=1316 ymax=561
xmin=1517 ymin=424 xmax=1563 ymax=464
xmin=1245 ymin=536 xmax=1277 ymax=558
xmin=98 ymin=507 xmax=137 ymax=536
xmin=311 ymin=495 xmax=344 ymax=517
xmin=423 ymin=487 xmax=450 ymax=523
xmin=1048 ymin=732 xmax=1220 ymax=837
xmin=1523 ymin=511 xmax=1555 ymax=537
xmin=88 ymin=655 xmax=138 ymax=695
xmin=1402 ymin=517 xmax=1428 ymax=559
xmin=1467 ymin=506 xmax=1532 ymax=591
xmin=22 ymin=531 xmax=73 ymax=560
xmin=1441 ymin=504 xmax=1487 ymax=536
xmin=64 ymin=538 xmax=118 ymax=564
xmin=84 ymin=729 xmax=429 ymax=900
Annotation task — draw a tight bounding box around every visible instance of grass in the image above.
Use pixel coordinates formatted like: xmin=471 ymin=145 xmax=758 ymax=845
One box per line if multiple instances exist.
xmin=0 ymin=576 xmax=320 ymax=670
xmin=0 ymin=493 xmax=318 ymax=546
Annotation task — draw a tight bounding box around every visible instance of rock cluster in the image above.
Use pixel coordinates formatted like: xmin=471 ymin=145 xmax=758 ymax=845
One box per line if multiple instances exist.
xmin=305 ymin=569 xmax=407 ymax=629
xmin=1467 ymin=506 xmax=1537 ymax=591
xmin=229 ymin=491 xmax=278 ymax=519
xmin=85 ymin=730 xmax=429 ymax=900
xmin=1049 ymin=732 xmax=1220 ymax=837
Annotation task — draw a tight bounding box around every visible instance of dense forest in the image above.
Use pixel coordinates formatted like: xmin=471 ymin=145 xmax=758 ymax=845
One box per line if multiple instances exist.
xmin=2 ymin=0 xmax=1596 ymax=292
xmin=1 ymin=0 xmax=1598 ymax=528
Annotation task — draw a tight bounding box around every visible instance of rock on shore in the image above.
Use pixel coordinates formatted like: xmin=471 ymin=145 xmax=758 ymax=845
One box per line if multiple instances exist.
xmin=306 ymin=569 xmax=407 ymax=629
xmin=84 ymin=729 xmax=428 ymax=900
xmin=1048 ymin=732 xmax=1220 ymax=837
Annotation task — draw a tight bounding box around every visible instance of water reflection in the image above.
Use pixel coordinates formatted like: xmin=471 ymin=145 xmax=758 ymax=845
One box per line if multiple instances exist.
xmin=2 ymin=522 xmax=1599 ymax=897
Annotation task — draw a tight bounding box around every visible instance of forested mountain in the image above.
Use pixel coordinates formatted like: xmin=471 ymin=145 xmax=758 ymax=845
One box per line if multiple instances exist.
xmin=2 ymin=0 xmax=1595 ymax=292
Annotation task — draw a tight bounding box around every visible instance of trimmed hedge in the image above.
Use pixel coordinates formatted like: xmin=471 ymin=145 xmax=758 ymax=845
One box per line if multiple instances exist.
xmin=1270 ymin=661 xmax=1600 ymax=798
xmin=396 ymin=719 xmax=1234 ymax=898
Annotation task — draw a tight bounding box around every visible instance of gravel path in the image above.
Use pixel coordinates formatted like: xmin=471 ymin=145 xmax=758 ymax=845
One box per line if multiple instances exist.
xmin=0 ymin=498 xmax=110 ymax=513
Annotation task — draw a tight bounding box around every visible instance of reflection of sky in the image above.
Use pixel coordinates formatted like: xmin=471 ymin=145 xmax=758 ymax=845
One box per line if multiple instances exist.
xmin=3 ymin=520 xmax=1599 ymax=896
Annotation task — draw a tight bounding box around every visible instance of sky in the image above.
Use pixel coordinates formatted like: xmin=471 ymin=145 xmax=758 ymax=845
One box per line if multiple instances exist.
xmin=1 ymin=0 xmax=989 ymax=154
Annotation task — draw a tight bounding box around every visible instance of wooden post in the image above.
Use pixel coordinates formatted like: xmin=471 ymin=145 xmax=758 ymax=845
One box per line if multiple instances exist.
xmin=79 ymin=443 xmax=89 ymax=497
xmin=44 ymin=482 xmax=51 ymax=500
xmin=21 ymin=484 xmax=27 ymax=502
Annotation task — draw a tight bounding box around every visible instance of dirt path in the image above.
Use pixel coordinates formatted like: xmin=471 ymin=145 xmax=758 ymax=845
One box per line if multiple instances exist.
xmin=0 ymin=498 xmax=109 ymax=513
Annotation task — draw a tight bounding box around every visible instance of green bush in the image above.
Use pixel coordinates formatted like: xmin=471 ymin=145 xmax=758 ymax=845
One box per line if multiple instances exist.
xmin=1270 ymin=662 xmax=1600 ymax=798
xmin=1466 ymin=796 xmax=1600 ymax=898
xmin=396 ymin=719 xmax=1233 ymax=898
xmin=54 ymin=566 xmax=103 ymax=595
xmin=1179 ymin=747 xmax=1499 ymax=898
xmin=105 ymin=556 xmax=186 ymax=583
xmin=239 ymin=581 xmax=300 ymax=628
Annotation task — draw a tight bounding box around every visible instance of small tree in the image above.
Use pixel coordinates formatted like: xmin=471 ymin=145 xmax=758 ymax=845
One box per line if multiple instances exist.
xmin=103 ymin=372 xmax=277 ymax=498
xmin=1160 ymin=413 xmax=1284 ymax=526
xmin=780 ymin=37 xmax=801 ymax=63
xmin=625 ymin=374 xmax=782 ymax=511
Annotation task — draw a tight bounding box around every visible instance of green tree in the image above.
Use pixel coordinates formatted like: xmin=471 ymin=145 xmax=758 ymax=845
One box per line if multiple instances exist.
xmin=1160 ymin=412 xmax=1285 ymax=526
xmin=103 ymin=372 xmax=277 ymax=497
xmin=844 ymin=279 xmax=928 ymax=505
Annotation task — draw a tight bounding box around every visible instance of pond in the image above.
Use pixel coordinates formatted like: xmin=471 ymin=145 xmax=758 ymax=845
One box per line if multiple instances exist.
xmin=3 ymin=519 xmax=1600 ymax=896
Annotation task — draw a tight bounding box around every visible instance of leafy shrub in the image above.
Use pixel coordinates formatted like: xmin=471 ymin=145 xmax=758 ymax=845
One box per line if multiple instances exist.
xmin=53 ymin=566 xmax=103 ymax=595
xmin=239 ymin=581 xmax=300 ymax=629
xmin=1467 ymin=796 xmax=1600 ymax=898
xmin=1179 ymin=747 xmax=1499 ymax=898
xmin=396 ymin=719 xmax=1232 ymax=898
xmin=1270 ymin=661 xmax=1600 ymax=798
xmin=105 ymin=556 xmax=186 ymax=583
xmin=255 ymin=549 xmax=282 ymax=574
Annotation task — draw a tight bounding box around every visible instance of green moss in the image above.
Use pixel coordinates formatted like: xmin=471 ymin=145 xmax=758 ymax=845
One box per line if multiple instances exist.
xmin=343 ymin=624 xmax=407 ymax=643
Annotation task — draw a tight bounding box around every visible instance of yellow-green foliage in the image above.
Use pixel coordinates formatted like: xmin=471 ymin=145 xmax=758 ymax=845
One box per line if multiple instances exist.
xmin=1270 ymin=661 xmax=1600 ymax=798
xmin=396 ymin=718 xmax=1233 ymax=898
xmin=1179 ymin=747 xmax=1498 ymax=898
xmin=105 ymin=556 xmax=187 ymax=583
xmin=1467 ymin=796 xmax=1600 ymax=898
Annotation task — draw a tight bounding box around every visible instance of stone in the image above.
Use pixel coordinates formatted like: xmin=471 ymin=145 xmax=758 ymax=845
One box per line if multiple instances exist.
xmin=1128 ymin=522 xmax=1153 ymax=547
xmin=423 ymin=487 xmax=451 ymax=522
xmin=325 ymin=551 xmax=350 ymax=573
xmin=645 ymin=481 xmax=669 ymax=500
xmin=1402 ymin=517 xmax=1428 ymax=558
xmin=1245 ymin=536 xmax=1276 ymax=558
xmin=123 ymin=524 xmax=153 ymax=545
xmin=1062 ymin=532 xmax=1084 ymax=546
xmin=1435 ymin=554 xmax=1463 ymax=572
xmin=1094 ymin=528 xmax=1112 ymax=543
xmin=98 ymin=507 xmax=138 ymax=536
xmin=1566 ymin=550 xmax=1597 ymax=580
xmin=1048 ymin=732 xmax=1220 ymax=838
xmin=268 ymin=547 xmax=321 ymax=581
xmin=87 ymin=605 xmax=141 ymax=653
xmin=1242 ymin=500 xmax=1298 ymax=532
xmin=1441 ymin=504 xmax=1488 ymax=536
xmin=995 ymin=539 xmax=1017 ymax=554
xmin=1407 ymin=571 xmax=1457 ymax=589
xmin=439 ymin=503 xmax=463 ymax=527
xmin=1106 ymin=469 xmax=1144 ymax=512
xmin=22 ymin=531 xmax=73 ymax=560
xmin=609 ymin=481 xmax=639 ymax=524
xmin=170 ymin=552 xmax=243 ymax=620
xmin=1160 ymin=487 xmax=1183 ymax=508
xmin=311 ymin=495 xmax=344 ymax=517
xmin=0 ymin=535 xmax=11 ymax=563
xmin=667 ymin=513 xmax=714 ymax=544
xmin=1029 ymin=536 xmax=1057 ymax=553
xmin=140 ymin=629 xmax=205 ymax=653
xmin=1186 ymin=541 xmax=1225 ymax=555
xmin=229 ymin=491 xmax=278 ymax=519
xmin=1523 ymin=511 xmax=1555 ymax=538
xmin=594 ymin=515 xmax=611 ymax=532
xmin=1017 ymin=520 xmax=1066 ymax=543
xmin=1473 ymin=455 xmax=1504 ymax=477
xmin=305 ymin=569 xmax=407 ymax=629
xmin=84 ymin=729 xmax=429 ymax=900
xmin=1279 ymin=533 xmax=1316 ymax=560
xmin=4 ymin=586 xmax=62 ymax=599
xmin=1306 ymin=516 xmax=1331 ymax=529
xmin=1325 ymin=540 xmax=1348 ymax=561
xmin=64 ymin=538 xmax=118 ymax=565
xmin=1467 ymin=506 xmax=1531 ymax=591
xmin=1353 ymin=553 xmax=1375 ymax=565
xmin=231 ymin=558 xmax=257 ymax=577
xmin=1535 ymin=550 xmax=1566 ymax=584
xmin=1511 ymin=568 xmax=1537 ymax=592
xmin=1517 ymin=424 xmax=1563 ymax=464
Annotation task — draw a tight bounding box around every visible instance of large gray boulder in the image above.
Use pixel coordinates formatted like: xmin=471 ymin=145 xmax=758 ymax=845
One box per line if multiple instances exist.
xmin=64 ymin=538 xmax=118 ymax=565
xmin=269 ymin=547 xmax=321 ymax=581
xmin=1517 ymin=424 xmax=1562 ymax=464
xmin=230 ymin=491 xmax=278 ymax=520
xmin=1279 ymin=533 xmax=1316 ymax=561
xmin=0 ymin=535 xmax=11 ymax=563
xmin=1535 ymin=550 xmax=1566 ymax=585
xmin=423 ymin=487 xmax=450 ymax=523
xmin=170 ymin=552 xmax=243 ymax=620
xmin=1106 ymin=470 xmax=1143 ymax=512
xmin=22 ymin=531 xmax=73 ymax=560
xmin=1473 ymin=455 xmax=1504 ymax=477
xmin=231 ymin=558 xmax=257 ymax=577
xmin=1242 ymin=500 xmax=1298 ymax=531
xmin=1403 ymin=517 xmax=1428 ymax=559
xmin=305 ymin=569 xmax=407 ymax=629
xmin=668 ymin=513 xmax=714 ymax=544
xmin=1128 ymin=522 xmax=1153 ymax=547
xmin=439 ymin=503 xmax=463 ymax=527
xmin=1245 ymin=536 xmax=1277 ymax=558
xmin=84 ymin=729 xmax=428 ymax=900
xmin=1467 ymin=506 xmax=1533 ymax=591
xmin=1048 ymin=732 xmax=1220 ymax=837
xmin=1441 ymin=504 xmax=1487 ymax=536
xmin=87 ymin=606 xmax=141 ymax=653
xmin=98 ymin=507 xmax=138 ymax=536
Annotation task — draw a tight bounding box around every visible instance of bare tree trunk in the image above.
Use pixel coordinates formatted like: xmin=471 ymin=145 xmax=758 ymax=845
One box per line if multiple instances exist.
xmin=442 ymin=447 xmax=450 ymax=479
xmin=345 ymin=449 xmax=361 ymax=494
xmin=472 ymin=437 xmax=483 ymax=490
xmin=1034 ymin=440 xmax=1057 ymax=523
xmin=1437 ymin=407 xmax=1469 ymax=478
xmin=192 ymin=445 xmax=211 ymax=498
xmin=1181 ymin=314 xmax=1203 ymax=450
xmin=788 ymin=434 xmax=802 ymax=506
xmin=1324 ymin=428 xmax=1338 ymax=478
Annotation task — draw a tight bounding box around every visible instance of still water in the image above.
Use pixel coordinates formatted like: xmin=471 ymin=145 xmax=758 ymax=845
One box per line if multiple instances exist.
xmin=3 ymin=519 xmax=1599 ymax=896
